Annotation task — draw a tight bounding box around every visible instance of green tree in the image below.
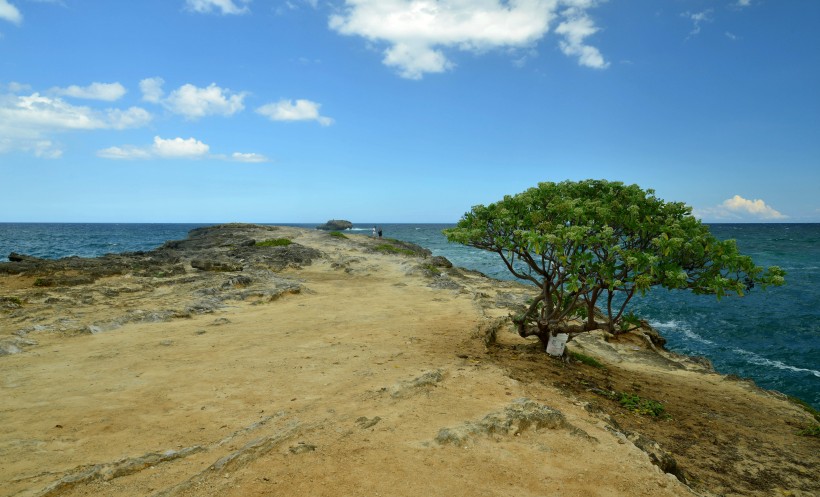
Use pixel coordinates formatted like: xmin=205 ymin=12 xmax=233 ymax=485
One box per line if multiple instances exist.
xmin=443 ymin=180 xmax=785 ymax=349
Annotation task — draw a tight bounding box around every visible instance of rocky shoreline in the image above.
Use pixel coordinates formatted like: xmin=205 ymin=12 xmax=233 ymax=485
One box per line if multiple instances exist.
xmin=1 ymin=224 xmax=818 ymax=497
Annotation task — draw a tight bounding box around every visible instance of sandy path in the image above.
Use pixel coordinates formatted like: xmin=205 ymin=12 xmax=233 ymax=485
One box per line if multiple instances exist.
xmin=1 ymin=232 xmax=694 ymax=497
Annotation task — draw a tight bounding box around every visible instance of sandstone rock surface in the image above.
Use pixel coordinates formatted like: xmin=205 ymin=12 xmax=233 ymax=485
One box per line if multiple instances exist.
xmin=1 ymin=224 xmax=817 ymax=497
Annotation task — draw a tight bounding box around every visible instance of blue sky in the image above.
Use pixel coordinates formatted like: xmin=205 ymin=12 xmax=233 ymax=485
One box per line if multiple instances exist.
xmin=1 ymin=0 xmax=818 ymax=223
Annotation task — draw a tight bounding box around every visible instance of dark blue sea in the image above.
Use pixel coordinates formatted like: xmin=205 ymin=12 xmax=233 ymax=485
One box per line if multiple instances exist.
xmin=1 ymin=222 xmax=818 ymax=409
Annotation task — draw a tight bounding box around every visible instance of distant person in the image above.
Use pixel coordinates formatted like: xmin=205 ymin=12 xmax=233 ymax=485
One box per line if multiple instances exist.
xmin=372 ymin=226 xmax=377 ymax=237
xmin=378 ymin=227 xmax=383 ymax=238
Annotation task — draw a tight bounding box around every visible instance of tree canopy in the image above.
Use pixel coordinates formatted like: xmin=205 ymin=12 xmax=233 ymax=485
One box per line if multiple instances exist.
xmin=443 ymin=180 xmax=785 ymax=348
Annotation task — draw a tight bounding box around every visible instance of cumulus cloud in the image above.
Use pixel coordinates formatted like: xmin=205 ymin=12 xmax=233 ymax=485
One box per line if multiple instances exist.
xmin=153 ymin=136 xmax=210 ymax=158
xmin=165 ymin=83 xmax=244 ymax=118
xmin=555 ymin=7 xmax=609 ymax=69
xmin=139 ymin=78 xmax=246 ymax=119
xmin=721 ymin=195 xmax=786 ymax=219
xmin=185 ymin=0 xmax=250 ymax=15
xmin=98 ymin=136 xmax=209 ymax=160
xmin=256 ymin=99 xmax=333 ymax=126
xmin=329 ymin=0 xmax=608 ymax=79
xmin=98 ymin=135 xmax=269 ymax=162
xmin=51 ymin=82 xmax=127 ymax=101
xmin=0 ymin=91 xmax=152 ymax=157
xmin=139 ymin=77 xmax=166 ymax=103
xmin=695 ymin=195 xmax=787 ymax=221
xmin=104 ymin=107 xmax=153 ymax=129
xmin=0 ymin=0 xmax=22 ymax=25
xmin=0 ymin=92 xmax=151 ymax=130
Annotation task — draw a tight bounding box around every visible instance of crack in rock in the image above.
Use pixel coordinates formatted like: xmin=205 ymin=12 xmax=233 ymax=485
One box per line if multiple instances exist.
xmin=36 ymin=446 xmax=205 ymax=497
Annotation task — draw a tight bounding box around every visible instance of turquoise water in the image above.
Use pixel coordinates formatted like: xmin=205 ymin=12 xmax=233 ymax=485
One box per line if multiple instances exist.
xmin=1 ymin=222 xmax=818 ymax=409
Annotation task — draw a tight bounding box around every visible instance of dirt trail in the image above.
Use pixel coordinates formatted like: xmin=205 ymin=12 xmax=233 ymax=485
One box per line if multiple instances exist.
xmin=1 ymin=226 xmax=816 ymax=497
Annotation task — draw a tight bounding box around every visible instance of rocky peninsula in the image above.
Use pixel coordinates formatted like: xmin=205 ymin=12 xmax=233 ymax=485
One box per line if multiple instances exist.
xmin=1 ymin=224 xmax=817 ymax=497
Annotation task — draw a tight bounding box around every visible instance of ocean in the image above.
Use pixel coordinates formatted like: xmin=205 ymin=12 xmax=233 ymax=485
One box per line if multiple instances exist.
xmin=1 ymin=222 xmax=818 ymax=410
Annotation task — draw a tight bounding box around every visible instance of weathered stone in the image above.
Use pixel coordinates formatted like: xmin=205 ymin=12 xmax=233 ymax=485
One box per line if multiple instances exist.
xmin=389 ymin=370 xmax=444 ymax=398
xmin=288 ymin=442 xmax=317 ymax=454
xmin=8 ymin=252 xmax=42 ymax=263
xmin=0 ymin=336 xmax=38 ymax=356
xmin=429 ymin=256 xmax=453 ymax=268
xmin=356 ymin=416 xmax=382 ymax=429
xmin=435 ymin=399 xmax=589 ymax=447
xmin=191 ymin=259 xmax=244 ymax=272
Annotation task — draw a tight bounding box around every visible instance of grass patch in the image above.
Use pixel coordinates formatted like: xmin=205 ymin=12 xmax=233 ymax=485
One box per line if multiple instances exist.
xmin=421 ymin=263 xmax=442 ymax=276
xmin=797 ymin=425 xmax=820 ymax=437
xmin=618 ymin=392 xmax=666 ymax=417
xmin=255 ymin=238 xmax=292 ymax=247
xmin=787 ymin=395 xmax=820 ymax=423
xmin=329 ymin=231 xmax=348 ymax=239
xmin=374 ymin=244 xmax=417 ymax=256
xmin=569 ymin=350 xmax=605 ymax=369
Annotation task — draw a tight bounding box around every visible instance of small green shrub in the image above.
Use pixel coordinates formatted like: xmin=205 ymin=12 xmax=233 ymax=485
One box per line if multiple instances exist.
xmin=618 ymin=311 xmax=642 ymax=332
xmin=787 ymin=395 xmax=820 ymax=423
xmin=421 ymin=264 xmax=442 ymax=276
xmin=797 ymin=425 xmax=820 ymax=437
xmin=255 ymin=238 xmax=292 ymax=247
xmin=569 ymin=351 xmax=605 ymax=369
xmin=329 ymin=231 xmax=347 ymax=239
xmin=0 ymin=296 xmax=24 ymax=308
xmin=619 ymin=392 xmax=666 ymax=417
xmin=374 ymin=244 xmax=416 ymax=256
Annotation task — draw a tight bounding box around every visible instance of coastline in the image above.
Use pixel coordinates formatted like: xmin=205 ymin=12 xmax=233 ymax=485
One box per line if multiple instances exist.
xmin=1 ymin=224 xmax=817 ymax=496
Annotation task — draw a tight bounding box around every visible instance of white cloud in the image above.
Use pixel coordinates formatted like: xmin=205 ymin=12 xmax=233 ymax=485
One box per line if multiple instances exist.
xmin=682 ymin=9 xmax=713 ymax=36
xmin=31 ymin=140 xmax=63 ymax=158
xmin=0 ymin=92 xmax=151 ymax=131
xmin=152 ymin=136 xmax=210 ymax=158
xmin=106 ymin=107 xmax=153 ymax=129
xmin=139 ymin=77 xmax=165 ymax=103
xmin=721 ymin=195 xmax=786 ymax=219
xmin=328 ymin=0 xmax=608 ymax=79
xmin=256 ymin=99 xmax=333 ymax=126
xmin=98 ymin=136 xmax=208 ymax=160
xmin=0 ymin=91 xmax=151 ymax=157
xmin=163 ymin=83 xmax=246 ymax=119
xmin=5 ymin=81 xmax=30 ymax=92
xmin=695 ymin=195 xmax=787 ymax=221
xmin=0 ymin=137 xmax=63 ymax=158
xmin=231 ymin=152 xmax=269 ymax=163
xmin=98 ymin=136 xmax=269 ymax=163
xmin=0 ymin=0 xmax=22 ymax=25
xmin=139 ymin=79 xmax=246 ymax=119
xmin=52 ymin=82 xmax=127 ymax=101
xmin=736 ymin=0 xmax=752 ymax=7
xmin=185 ymin=0 xmax=250 ymax=15
xmin=276 ymin=0 xmax=317 ymax=14
xmin=555 ymin=7 xmax=609 ymax=69
xmin=96 ymin=144 xmax=152 ymax=160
